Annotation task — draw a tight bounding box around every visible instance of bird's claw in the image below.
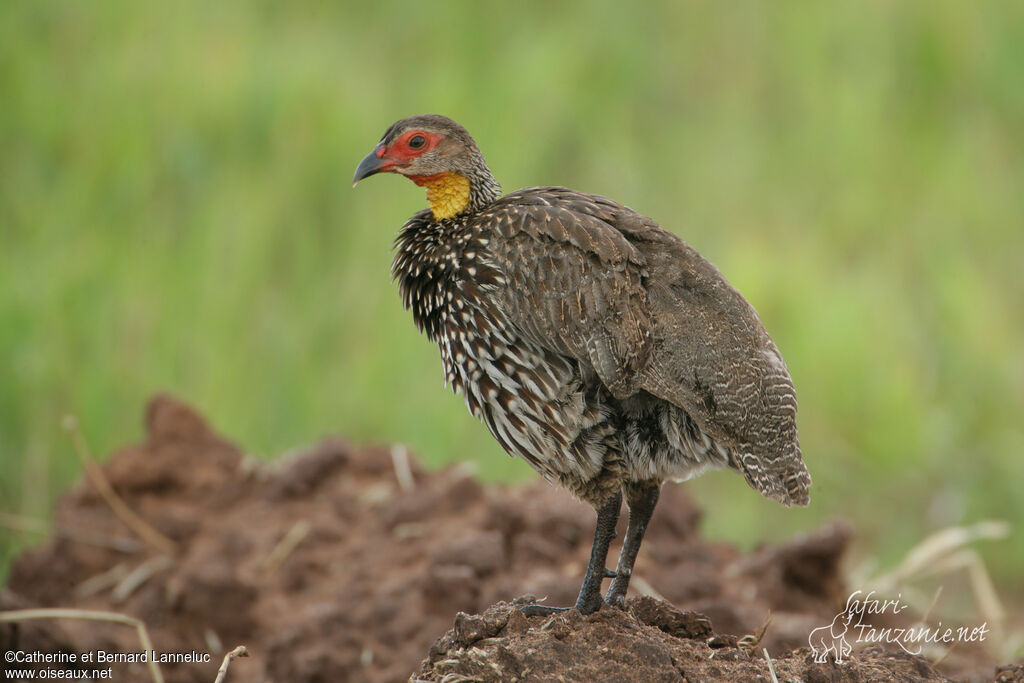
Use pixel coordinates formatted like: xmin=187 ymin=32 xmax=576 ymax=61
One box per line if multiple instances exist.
xmin=518 ymin=604 xmax=571 ymax=617
xmin=605 ymin=594 xmax=626 ymax=609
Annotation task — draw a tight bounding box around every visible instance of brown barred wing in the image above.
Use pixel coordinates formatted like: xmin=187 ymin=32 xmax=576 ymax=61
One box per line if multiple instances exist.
xmin=633 ymin=235 xmax=811 ymax=506
xmin=479 ymin=190 xmax=653 ymax=400
xmin=482 ymin=188 xmax=810 ymax=507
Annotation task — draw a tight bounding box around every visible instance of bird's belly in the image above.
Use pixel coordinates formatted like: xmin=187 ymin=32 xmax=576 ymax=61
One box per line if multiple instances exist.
xmin=616 ymin=394 xmax=731 ymax=483
xmin=435 ymin=301 xmax=729 ymax=491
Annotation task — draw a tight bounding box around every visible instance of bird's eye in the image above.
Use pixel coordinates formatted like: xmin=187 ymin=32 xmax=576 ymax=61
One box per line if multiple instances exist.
xmin=408 ymin=134 xmax=426 ymax=150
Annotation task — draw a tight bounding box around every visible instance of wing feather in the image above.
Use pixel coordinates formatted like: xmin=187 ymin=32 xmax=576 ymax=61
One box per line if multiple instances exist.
xmin=483 ymin=187 xmax=810 ymax=505
xmin=485 ymin=191 xmax=652 ymax=398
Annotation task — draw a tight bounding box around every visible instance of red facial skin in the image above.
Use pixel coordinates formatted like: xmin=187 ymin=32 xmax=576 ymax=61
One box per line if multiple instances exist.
xmin=376 ymin=130 xmax=443 ymax=176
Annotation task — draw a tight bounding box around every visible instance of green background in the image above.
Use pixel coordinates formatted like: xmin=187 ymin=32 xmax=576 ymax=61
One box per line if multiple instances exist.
xmin=2 ymin=1 xmax=1022 ymax=609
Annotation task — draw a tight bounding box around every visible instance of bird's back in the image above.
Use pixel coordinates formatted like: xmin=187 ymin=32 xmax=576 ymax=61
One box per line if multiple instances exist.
xmin=480 ymin=187 xmax=810 ymax=505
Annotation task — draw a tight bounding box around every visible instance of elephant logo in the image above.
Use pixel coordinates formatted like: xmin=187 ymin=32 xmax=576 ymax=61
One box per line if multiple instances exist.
xmin=808 ymin=610 xmax=855 ymax=663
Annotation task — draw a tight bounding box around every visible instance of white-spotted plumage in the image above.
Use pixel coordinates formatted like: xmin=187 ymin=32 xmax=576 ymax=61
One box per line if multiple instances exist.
xmin=365 ymin=113 xmax=809 ymax=616
xmin=391 ymin=198 xmax=766 ymax=504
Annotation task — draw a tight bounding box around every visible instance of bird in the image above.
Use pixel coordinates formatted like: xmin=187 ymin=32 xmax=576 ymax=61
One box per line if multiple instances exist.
xmin=353 ymin=114 xmax=811 ymax=616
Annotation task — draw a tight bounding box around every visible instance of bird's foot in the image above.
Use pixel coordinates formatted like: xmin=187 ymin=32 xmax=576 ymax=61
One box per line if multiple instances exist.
xmin=604 ymin=568 xmax=631 ymax=608
xmin=518 ymin=590 xmax=608 ymax=616
xmin=604 ymin=594 xmax=626 ymax=609
xmin=576 ymin=595 xmax=604 ymax=615
xmin=517 ymin=567 xmax=616 ymax=617
xmin=518 ymin=604 xmax=571 ymax=617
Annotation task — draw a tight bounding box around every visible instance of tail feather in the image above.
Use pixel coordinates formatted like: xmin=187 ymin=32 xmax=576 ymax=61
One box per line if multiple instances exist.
xmin=732 ymin=444 xmax=811 ymax=507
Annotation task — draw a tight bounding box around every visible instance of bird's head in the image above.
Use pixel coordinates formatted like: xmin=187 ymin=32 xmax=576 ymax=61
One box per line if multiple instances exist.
xmin=353 ymin=114 xmax=499 ymax=220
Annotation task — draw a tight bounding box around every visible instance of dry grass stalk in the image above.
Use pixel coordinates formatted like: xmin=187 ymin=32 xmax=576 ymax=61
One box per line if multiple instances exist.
xmin=260 ymin=519 xmax=312 ymax=574
xmin=74 ymin=563 xmax=130 ymax=599
xmin=213 ymin=645 xmax=249 ymax=683
xmin=390 ymin=444 xmax=416 ymax=492
xmin=857 ymin=519 xmax=1017 ymax=661
xmin=0 ymin=511 xmax=141 ymax=553
xmin=629 ymin=575 xmax=666 ymax=602
xmin=873 ymin=522 xmax=1007 ymax=621
xmin=0 ymin=511 xmax=49 ymax=535
xmin=62 ymin=415 xmax=177 ymax=556
xmin=763 ymin=647 xmax=780 ymax=683
xmin=205 ymin=628 xmax=224 ymax=655
xmin=0 ymin=608 xmax=164 ymax=683
xmin=111 ymin=556 xmax=175 ymax=603
xmin=739 ymin=612 xmax=773 ymax=652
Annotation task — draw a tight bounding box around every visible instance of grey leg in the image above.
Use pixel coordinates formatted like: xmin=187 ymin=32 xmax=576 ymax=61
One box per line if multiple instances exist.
xmin=605 ymin=483 xmax=660 ymax=607
xmin=521 ymin=491 xmax=621 ymax=616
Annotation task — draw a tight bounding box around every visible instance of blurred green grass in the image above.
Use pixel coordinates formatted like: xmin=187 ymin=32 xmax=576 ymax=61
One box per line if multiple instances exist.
xmin=2 ymin=1 xmax=1023 ymax=590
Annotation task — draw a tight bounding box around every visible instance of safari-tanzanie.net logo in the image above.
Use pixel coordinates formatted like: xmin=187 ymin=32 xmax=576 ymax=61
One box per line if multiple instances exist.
xmin=809 ymin=590 xmax=989 ymax=663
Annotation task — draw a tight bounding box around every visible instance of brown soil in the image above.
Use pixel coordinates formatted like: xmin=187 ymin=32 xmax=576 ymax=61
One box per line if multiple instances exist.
xmin=1 ymin=395 xmax=1015 ymax=682
xmin=415 ymin=598 xmax=949 ymax=682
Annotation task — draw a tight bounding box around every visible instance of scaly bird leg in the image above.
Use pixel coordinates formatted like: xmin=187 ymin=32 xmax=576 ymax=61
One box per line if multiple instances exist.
xmin=520 ymin=492 xmax=621 ymax=616
xmin=605 ymin=482 xmax=660 ymax=607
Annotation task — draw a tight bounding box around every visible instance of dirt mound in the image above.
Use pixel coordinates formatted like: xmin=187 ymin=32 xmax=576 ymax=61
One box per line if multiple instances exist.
xmin=0 ymin=396 xmax=1008 ymax=681
xmin=414 ymin=599 xmax=950 ymax=682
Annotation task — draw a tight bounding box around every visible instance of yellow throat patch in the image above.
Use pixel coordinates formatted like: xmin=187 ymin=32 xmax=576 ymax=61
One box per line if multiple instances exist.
xmin=411 ymin=172 xmax=471 ymax=220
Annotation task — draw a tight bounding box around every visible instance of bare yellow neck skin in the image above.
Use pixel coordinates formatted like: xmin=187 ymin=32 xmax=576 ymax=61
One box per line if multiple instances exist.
xmin=410 ymin=171 xmax=471 ymax=220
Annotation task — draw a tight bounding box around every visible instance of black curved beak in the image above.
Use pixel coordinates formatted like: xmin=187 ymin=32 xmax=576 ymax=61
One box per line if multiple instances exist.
xmin=352 ymin=145 xmax=389 ymax=187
